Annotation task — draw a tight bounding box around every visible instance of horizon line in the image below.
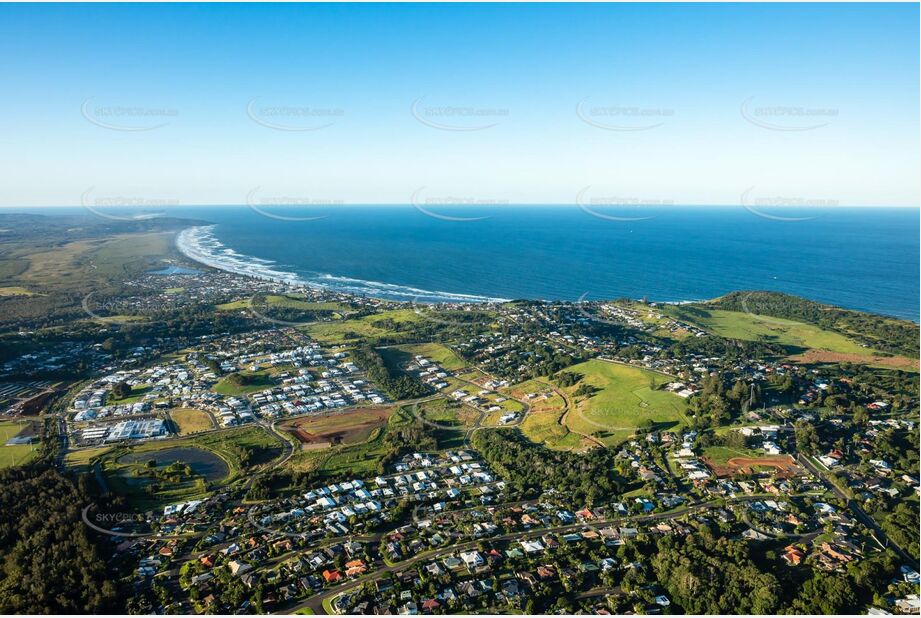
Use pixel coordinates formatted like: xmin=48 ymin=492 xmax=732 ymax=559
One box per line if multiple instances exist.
xmin=1 ymin=203 xmax=919 ymax=210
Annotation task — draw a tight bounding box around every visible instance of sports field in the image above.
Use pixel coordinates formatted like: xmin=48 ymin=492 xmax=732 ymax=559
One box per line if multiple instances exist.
xmin=0 ymin=421 xmax=40 ymax=469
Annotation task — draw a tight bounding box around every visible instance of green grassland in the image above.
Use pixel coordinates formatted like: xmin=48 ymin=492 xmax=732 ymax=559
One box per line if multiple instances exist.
xmin=512 ymin=379 xmax=587 ymax=452
xmin=0 ymin=218 xmax=194 ymax=326
xmin=0 ymin=286 xmax=38 ymax=297
xmin=413 ymin=398 xmax=472 ymax=449
xmin=662 ymin=305 xmax=874 ymax=355
xmin=701 ymin=444 xmax=764 ymax=465
xmin=89 ymin=233 xmax=176 ymax=279
xmin=64 ymin=446 xmax=113 ymax=474
xmin=305 ymin=309 xmax=425 ymax=345
xmin=108 ymin=384 xmax=153 ymax=404
xmin=217 ymin=295 xmax=350 ymax=313
xmin=213 ymin=371 xmax=276 ymax=396
xmin=562 ymin=360 xmax=690 ymax=447
xmin=169 ymin=408 xmax=215 ymax=435
xmin=414 ymin=397 xmax=478 ymax=429
xmin=0 ymin=421 xmax=40 ymax=469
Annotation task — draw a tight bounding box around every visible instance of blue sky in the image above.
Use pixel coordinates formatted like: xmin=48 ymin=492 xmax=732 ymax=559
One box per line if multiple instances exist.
xmin=0 ymin=2 xmax=917 ymax=207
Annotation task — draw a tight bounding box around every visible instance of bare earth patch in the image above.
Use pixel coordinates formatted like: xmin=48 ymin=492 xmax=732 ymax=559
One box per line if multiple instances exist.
xmin=279 ymin=407 xmax=393 ymax=449
xmin=788 ymin=349 xmax=918 ymax=372
xmin=703 ymin=454 xmax=800 ymax=479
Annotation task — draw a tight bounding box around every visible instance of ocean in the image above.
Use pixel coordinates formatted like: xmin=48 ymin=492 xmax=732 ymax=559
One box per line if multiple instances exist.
xmin=7 ymin=205 xmax=920 ymax=320
xmin=170 ymin=205 xmax=918 ymax=320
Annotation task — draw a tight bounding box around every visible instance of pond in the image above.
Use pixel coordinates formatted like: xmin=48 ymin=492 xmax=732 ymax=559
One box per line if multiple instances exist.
xmin=120 ymin=447 xmax=229 ymax=481
xmin=147 ymin=265 xmax=202 ymax=275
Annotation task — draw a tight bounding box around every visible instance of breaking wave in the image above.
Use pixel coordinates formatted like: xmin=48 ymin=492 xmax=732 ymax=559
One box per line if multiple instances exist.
xmin=176 ymin=225 xmax=508 ymax=304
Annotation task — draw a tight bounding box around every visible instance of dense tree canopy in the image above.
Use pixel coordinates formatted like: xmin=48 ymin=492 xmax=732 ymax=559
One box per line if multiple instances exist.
xmin=0 ymin=465 xmax=120 ymax=613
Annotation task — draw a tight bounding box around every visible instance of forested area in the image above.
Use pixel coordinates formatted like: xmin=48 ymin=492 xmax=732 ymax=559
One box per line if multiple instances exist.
xmin=668 ymin=331 xmax=784 ymax=360
xmin=0 ymin=465 xmax=121 ymax=613
xmin=471 ymin=429 xmax=624 ymax=505
xmin=652 ymin=527 xmax=904 ymax=614
xmin=351 ymin=346 xmax=430 ymax=400
xmin=653 ymin=533 xmax=782 ymax=614
xmin=688 ymin=372 xmax=763 ymax=427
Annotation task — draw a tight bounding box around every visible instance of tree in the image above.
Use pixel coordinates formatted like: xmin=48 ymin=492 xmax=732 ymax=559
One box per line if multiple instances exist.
xmin=794 ymin=421 xmax=820 ymax=455
xmin=112 ymin=381 xmax=131 ymax=399
xmin=789 ymin=572 xmax=857 ymax=614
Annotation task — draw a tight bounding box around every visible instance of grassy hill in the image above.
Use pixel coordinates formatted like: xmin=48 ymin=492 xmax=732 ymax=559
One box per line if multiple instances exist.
xmin=561 ymin=360 xmax=690 ymax=447
xmin=662 ymin=305 xmax=873 ymax=355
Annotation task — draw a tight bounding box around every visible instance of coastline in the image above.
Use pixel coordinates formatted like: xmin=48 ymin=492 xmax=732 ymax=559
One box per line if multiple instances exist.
xmin=174 ymin=224 xmax=917 ymax=321
xmin=175 ymin=225 xmax=511 ymax=304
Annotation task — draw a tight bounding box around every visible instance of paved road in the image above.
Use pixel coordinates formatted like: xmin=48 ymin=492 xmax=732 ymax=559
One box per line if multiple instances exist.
xmin=279 ymin=495 xmax=772 ymax=615
xmin=797 ymin=454 xmax=913 ymax=563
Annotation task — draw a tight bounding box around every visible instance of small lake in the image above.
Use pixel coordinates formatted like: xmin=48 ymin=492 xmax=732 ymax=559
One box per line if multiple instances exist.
xmin=147 ymin=265 xmax=202 ymax=275
xmin=120 ymin=447 xmax=229 ymax=481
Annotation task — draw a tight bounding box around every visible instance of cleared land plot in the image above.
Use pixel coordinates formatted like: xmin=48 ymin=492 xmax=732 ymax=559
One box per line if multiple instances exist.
xmin=169 ymin=408 xmax=215 ymax=435
xmin=664 ymin=306 xmax=874 ymax=355
xmin=280 ymin=407 xmax=394 ymax=449
xmin=562 ymin=360 xmax=689 ymax=447
xmin=283 ymin=407 xmax=415 ymax=479
xmin=703 ymin=453 xmax=800 ymax=478
xmin=0 ymin=421 xmax=40 ymax=469
xmin=788 ymin=349 xmax=918 ymax=372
